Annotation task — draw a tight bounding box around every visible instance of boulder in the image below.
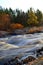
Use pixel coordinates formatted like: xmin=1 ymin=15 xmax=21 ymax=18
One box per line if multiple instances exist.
xmin=22 ymin=56 xmax=36 ymax=64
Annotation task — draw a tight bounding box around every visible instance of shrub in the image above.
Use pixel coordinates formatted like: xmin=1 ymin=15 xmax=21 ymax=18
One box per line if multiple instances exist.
xmin=10 ymin=23 xmax=24 ymax=31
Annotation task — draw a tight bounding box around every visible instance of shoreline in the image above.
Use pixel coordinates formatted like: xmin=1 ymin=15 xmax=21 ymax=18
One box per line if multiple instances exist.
xmin=0 ymin=26 xmax=43 ymax=37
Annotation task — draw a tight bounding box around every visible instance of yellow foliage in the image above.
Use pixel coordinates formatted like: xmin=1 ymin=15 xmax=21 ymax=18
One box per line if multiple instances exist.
xmin=27 ymin=8 xmax=38 ymax=26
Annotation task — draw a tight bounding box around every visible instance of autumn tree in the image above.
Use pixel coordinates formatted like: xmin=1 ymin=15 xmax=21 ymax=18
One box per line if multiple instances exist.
xmin=0 ymin=24 xmax=4 ymax=30
xmin=27 ymin=8 xmax=38 ymax=26
xmin=0 ymin=13 xmax=11 ymax=30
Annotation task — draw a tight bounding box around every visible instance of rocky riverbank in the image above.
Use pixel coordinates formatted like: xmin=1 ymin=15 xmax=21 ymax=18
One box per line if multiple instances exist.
xmin=26 ymin=56 xmax=43 ymax=65
xmin=1 ymin=47 xmax=42 ymax=65
xmin=0 ymin=26 xmax=43 ymax=37
xmin=3 ymin=56 xmax=43 ymax=65
xmin=9 ymin=26 xmax=43 ymax=35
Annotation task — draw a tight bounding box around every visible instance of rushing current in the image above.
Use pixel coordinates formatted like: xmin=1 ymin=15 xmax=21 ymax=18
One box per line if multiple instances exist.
xmin=0 ymin=33 xmax=43 ymax=61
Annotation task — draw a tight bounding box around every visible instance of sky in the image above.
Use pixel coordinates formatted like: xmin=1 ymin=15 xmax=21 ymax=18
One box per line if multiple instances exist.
xmin=0 ymin=0 xmax=43 ymax=12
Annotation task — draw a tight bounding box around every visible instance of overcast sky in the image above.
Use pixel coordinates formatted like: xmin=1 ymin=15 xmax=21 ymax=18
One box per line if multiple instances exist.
xmin=0 ymin=0 xmax=43 ymax=12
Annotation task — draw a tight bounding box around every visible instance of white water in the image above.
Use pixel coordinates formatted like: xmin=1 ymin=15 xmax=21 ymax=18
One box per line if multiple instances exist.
xmin=0 ymin=33 xmax=43 ymax=59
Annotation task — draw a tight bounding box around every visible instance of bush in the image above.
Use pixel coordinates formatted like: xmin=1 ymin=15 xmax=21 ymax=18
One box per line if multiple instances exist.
xmin=10 ymin=23 xmax=24 ymax=31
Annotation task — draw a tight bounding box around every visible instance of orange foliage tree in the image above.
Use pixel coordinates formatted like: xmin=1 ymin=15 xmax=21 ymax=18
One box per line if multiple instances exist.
xmin=0 ymin=24 xmax=4 ymax=30
xmin=0 ymin=13 xmax=11 ymax=30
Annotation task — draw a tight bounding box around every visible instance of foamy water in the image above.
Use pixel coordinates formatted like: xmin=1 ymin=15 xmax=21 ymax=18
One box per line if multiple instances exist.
xmin=0 ymin=33 xmax=43 ymax=60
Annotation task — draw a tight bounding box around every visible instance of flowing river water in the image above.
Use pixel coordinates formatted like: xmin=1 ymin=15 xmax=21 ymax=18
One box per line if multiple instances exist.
xmin=0 ymin=33 xmax=43 ymax=64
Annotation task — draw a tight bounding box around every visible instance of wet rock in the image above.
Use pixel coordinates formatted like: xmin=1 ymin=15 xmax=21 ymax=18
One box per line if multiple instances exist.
xmin=22 ymin=56 xmax=36 ymax=64
xmin=0 ymin=31 xmax=9 ymax=37
xmin=4 ymin=62 xmax=8 ymax=65
xmin=36 ymin=47 xmax=43 ymax=57
xmin=4 ymin=56 xmax=23 ymax=65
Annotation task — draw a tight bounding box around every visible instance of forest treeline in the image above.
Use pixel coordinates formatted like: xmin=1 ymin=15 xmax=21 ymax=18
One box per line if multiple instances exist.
xmin=0 ymin=6 xmax=43 ymax=31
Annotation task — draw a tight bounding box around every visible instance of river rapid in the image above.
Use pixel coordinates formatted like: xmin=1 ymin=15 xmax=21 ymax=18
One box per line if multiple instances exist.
xmin=0 ymin=33 xmax=43 ymax=64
